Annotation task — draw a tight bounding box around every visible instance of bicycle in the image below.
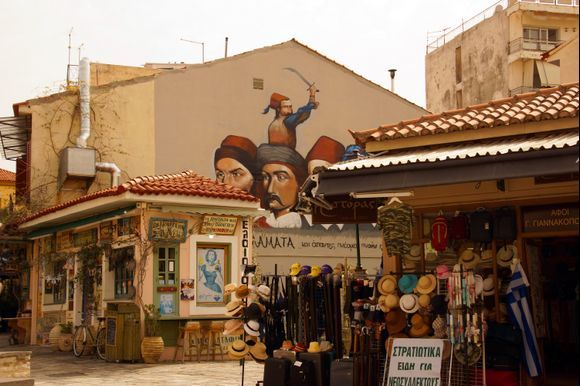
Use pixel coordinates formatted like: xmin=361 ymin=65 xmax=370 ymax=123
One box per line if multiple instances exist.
xmin=73 ymin=316 xmax=106 ymax=360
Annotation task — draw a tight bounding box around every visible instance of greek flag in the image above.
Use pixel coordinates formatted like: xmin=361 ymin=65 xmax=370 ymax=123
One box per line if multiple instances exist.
xmin=505 ymin=262 xmax=542 ymax=377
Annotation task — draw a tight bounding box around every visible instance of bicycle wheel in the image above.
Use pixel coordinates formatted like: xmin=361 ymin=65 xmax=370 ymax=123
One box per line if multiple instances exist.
xmin=96 ymin=328 xmax=106 ymax=360
xmin=73 ymin=326 xmax=87 ymax=357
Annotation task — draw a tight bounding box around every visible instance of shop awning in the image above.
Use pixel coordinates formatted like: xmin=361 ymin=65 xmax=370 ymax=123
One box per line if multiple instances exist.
xmin=315 ymin=130 xmax=579 ymax=196
xmin=0 ymin=116 xmax=30 ymax=160
xmin=536 ymin=61 xmax=560 ymax=87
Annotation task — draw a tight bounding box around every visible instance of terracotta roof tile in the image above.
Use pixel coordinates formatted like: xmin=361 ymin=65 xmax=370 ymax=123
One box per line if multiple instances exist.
xmin=20 ymin=170 xmax=258 ymax=225
xmin=0 ymin=168 xmax=16 ymax=182
xmin=351 ymin=83 xmax=580 ymax=145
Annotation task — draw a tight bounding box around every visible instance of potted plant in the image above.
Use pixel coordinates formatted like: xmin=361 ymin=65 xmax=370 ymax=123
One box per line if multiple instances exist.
xmin=58 ymin=322 xmax=73 ymax=352
xmin=141 ymin=304 xmax=164 ymax=363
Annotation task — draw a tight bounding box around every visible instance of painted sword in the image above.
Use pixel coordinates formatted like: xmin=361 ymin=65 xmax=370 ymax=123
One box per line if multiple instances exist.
xmin=283 ymin=67 xmax=319 ymax=92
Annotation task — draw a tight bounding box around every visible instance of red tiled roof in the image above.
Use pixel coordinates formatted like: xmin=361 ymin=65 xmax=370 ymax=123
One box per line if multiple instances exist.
xmin=0 ymin=168 xmax=16 ymax=182
xmin=350 ymin=83 xmax=579 ymax=145
xmin=21 ymin=170 xmax=259 ymax=224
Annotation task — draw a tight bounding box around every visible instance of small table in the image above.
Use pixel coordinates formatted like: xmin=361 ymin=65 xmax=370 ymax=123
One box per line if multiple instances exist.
xmin=4 ymin=317 xmax=32 ymax=345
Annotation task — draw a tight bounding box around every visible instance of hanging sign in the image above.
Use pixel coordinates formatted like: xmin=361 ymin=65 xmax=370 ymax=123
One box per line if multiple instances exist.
xmin=387 ymin=338 xmax=443 ymax=386
xmin=311 ymin=196 xmax=382 ymax=224
xmin=522 ymin=204 xmax=579 ymax=233
xmin=149 ymin=218 xmax=188 ymax=242
xmin=200 ymin=215 xmax=238 ymax=235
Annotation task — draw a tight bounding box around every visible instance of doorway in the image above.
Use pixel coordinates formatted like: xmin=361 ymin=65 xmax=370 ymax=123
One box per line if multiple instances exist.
xmin=529 ymin=237 xmax=579 ymax=385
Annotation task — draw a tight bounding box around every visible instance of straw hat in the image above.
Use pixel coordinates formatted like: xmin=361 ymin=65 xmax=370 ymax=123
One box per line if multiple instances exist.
xmin=257 ymin=284 xmax=271 ymax=301
xmin=458 ymin=250 xmax=480 ymax=270
xmin=482 ymin=277 xmax=495 ymax=296
xmin=228 ymin=340 xmax=250 ymax=359
xmin=432 ymin=315 xmax=447 ymax=338
xmin=244 ymin=320 xmax=261 ymax=336
xmin=406 ymin=245 xmax=422 ymax=261
xmin=224 ymin=283 xmax=237 ymax=296
xmin=307 ymin=342 xmax=321 ymax=353
xmin=249 ymin=341 xmax=269 ymax=362
xmin=497 ymin=245 xmax=517 ymax=267
xmin=416 ymin=274 xmax=437 ymax=295
xmin=378 ymin=293 xmax=400 ymax=313
xmin=235 ymin=284 xmax=250 ymax=299
xmin=481 ymin=249 xmax=493 ymax=261
xmin=398 ymin=275 xmax=418 ymax=294
xmin=225 ymin=300 xmax=244 ymax=317
xmin=385 ymin=309 xmax=407 ymax=334
xmin=436 ymin=265 xmax=451 ymax=280
xmin=377 ymin=275 xmax=398 ymax=295
xmin=474 ymin=275 xmax=484 ymax=296
xmin=319 ymin=341 xmax=333 ymax=352
xmin=223 ymin=319 xmax=244 ymax=336
xmin=409 ymin=314 xmax=431 ymax=338
xmin=418 ymin=294 xmax=431 ymax=309
xmin=289 ymin=263 xmax=301 ymax=276
xmin=399 ymin=294 xmax=420 ymax=314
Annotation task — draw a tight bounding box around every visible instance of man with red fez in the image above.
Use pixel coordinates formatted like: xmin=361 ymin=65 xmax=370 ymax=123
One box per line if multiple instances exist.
xmin=305 ymin=136 xmax=346 ymax=174
xmin=255 ymin=144 xmax=308 ymax=228
xmin=214 ymin=135 xmax=259 ymax=193
xmin=263 ymin=84 xmax=318 ymax=149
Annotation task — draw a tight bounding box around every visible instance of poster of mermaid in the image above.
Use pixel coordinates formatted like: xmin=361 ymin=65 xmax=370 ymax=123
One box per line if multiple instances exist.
xmin=196 ymin=244 xmax=230 ymax=306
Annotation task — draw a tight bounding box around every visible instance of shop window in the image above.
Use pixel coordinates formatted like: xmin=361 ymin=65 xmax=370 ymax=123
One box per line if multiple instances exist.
xmin=110 ymin=246 xmax=135 ymax=299
xmin=155 ymin=245 xmax=179 ymax=316
xmin=43 ymin=261 xmax=66 ymax=305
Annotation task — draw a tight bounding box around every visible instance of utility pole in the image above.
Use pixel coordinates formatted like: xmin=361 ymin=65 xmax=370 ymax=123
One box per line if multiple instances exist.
xmin=180 ymin=38 xmax=205 ymax=63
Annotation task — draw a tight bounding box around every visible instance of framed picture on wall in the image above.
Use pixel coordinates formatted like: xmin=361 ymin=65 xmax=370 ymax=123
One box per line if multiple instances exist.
xmin=196 ymin=243 xmax=230 ymax=306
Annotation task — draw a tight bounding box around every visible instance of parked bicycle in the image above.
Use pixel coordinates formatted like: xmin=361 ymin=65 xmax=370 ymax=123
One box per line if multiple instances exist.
xmin=73 ymin=316 xmax=106 ymax=360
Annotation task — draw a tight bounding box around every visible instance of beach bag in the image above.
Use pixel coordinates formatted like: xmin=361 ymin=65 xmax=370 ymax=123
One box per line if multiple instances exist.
xmin=494 ymin=207 xmax=516 ymax=241
xmin=431 ymin=215 xmax=448 ymax=251
xmin=470 ymin=209 xmax=493 ymax=242
xmin=449 ymin=213 xmax=469 ymax=240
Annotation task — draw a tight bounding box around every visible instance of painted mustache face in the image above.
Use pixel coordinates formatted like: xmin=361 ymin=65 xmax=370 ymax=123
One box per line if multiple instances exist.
xmin=264 ymin=193 xmax=283 ymax=208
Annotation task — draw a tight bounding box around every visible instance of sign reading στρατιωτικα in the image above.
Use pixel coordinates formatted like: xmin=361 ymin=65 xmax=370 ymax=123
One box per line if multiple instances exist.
xmin=387 ymin=338 xmax=444 ymax=386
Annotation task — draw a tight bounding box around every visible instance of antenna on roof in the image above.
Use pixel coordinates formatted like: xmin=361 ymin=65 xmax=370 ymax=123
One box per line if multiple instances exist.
xmin=78 ymin=43 xmax=84 ymax=64
xmin=66 ymin=28 xmax=74 ymax=88
xmin=180 ymin=38 xmax=205 ymax=64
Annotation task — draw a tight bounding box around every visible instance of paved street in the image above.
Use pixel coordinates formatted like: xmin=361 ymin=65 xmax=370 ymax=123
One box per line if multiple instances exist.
xmin=1 ymin=338 xmax=264 ymax=386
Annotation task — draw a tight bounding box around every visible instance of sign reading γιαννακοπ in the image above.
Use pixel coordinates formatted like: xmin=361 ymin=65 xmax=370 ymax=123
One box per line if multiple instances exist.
xmin=387 ymin=338 xmax=444 ymax=386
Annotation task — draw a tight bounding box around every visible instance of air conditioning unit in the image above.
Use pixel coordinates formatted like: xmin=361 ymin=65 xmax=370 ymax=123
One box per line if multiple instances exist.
xmin=58 ymin=147 xmax=96 ymax=188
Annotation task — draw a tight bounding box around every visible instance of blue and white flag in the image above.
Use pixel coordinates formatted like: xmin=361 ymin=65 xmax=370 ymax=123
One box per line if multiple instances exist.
xmin=505 ymin=262 xmax=542 ymax=377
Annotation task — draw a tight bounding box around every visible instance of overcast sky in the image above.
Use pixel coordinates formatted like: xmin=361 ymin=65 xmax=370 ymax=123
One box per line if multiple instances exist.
xmin=0 ymin=0 xmax=496 ymax=170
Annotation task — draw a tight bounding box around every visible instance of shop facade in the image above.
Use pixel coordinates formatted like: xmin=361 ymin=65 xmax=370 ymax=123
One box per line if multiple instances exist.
xmin=298 ymin=83 xmax=579 ymax=385
xmin=18 ymin=171 xmax=261 ymax=356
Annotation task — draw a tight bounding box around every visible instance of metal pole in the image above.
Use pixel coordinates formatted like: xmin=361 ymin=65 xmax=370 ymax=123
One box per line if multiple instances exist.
xmin=355 ymin=223 xmax=361 ymax=269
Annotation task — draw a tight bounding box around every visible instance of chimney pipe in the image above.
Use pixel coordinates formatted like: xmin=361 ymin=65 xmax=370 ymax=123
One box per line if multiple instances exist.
xmin=388 ymin=68 xmax=397 ymax=93
xmin=77 ymin=57 xmax=91 ymax=147
xmin=225 ymin=37 xmax=229 ymax=58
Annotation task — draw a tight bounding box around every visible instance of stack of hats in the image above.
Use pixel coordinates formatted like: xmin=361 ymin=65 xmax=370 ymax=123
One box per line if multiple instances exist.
xmin=246 ymin=340 xmax=268 ymax=363
xmin=227 ymin=339 xmax=249 ymax=360
xmin=223 ymin=319 xmax=244 ymax=336
xmin=409 ymin=314 xmax=431 ymax=338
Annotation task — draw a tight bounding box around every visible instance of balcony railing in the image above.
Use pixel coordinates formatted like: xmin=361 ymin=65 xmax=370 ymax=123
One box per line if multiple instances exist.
xmin=426 ymin=0 xmax=578 ymax=53
xmin=509 ymin=37 xmax=563 ymax=54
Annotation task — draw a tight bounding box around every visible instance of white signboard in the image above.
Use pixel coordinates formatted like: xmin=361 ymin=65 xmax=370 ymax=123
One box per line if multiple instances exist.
xmin=387 ymin=338 xmax=444 ymax=386
xmin=253 ymin=226 xmax=381 ymax=258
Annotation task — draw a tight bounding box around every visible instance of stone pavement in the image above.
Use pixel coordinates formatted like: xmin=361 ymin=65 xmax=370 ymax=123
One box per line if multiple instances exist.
xmin=1 ymin=341 xmax=264 ymax=386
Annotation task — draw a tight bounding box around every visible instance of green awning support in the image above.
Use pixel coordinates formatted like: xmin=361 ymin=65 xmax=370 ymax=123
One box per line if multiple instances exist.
xmin=27 ymin=205 xmax=137 ymax=239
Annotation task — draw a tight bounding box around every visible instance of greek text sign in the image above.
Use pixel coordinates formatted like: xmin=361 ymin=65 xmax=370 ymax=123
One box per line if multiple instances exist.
xmin=200 ymin=215 xmax=238 ymax=235
xmin=522 ymin=204 xmax=579 ymax=233
xmin=149 ymin=218 xmax=188 ymax=242
xmin=311 ymin=196 xmax=381 ymax=224
xmin=387 ymin=338 xmax=443 ymax=386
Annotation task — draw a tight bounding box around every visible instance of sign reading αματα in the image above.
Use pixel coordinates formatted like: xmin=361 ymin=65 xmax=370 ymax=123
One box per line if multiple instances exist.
xmin=200 ymin=215 xmax=238 ymax=235
xmin=387 ymin=338 xmax=443 ymax=386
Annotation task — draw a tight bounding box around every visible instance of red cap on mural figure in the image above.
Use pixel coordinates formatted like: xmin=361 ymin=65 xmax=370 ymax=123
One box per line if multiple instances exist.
xmin=306 ymin=136 xmax=346 ymax=164
xmin=218 ymin=135 xmax=258 ymax=159
xmin=263 ymin=93 xmax=289 ymax=114
xmin=214 ymin=135 xmax=259 ymax=177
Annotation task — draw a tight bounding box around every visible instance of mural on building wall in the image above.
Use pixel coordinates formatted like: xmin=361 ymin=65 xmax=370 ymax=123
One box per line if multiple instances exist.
xmin=213 ymin=70 xmax=353 ymax=229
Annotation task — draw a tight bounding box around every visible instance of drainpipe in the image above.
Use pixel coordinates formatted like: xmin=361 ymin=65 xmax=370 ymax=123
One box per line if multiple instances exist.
xmin=77 ymin=57 xmax=91 ymax=148
xmin=388 ymin=69 xmax=397 ymax=93
xmin=95 ymin=162 xmax=121 ymax=187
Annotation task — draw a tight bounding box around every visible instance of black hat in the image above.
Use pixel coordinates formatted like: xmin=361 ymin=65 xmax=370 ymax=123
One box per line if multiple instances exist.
xmin=244 ymin=303 xmax=262 ymax=321
xmin=431 ymin=295 xmax=448 ymax=316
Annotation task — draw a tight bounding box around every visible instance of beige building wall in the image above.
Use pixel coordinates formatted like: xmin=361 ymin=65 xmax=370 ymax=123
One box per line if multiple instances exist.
xmin=90 ymin=63 xmax=160 ymax=87
xmin=426 ymin=9 xmax=509 ymax=114
xmin=154 ymin=40 xmax=427 ymax=177
xmin=546 ymin=35 xmax=579 ymax=83
xmin=27 ymin=78 xmax=156 ymax=209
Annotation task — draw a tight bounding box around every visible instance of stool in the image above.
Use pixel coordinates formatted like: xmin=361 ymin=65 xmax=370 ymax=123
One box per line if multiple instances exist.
xmin=174 ymin=322 xmax=202 ymax=363
xmin=200 ymin=321 xmax=225 ymax=361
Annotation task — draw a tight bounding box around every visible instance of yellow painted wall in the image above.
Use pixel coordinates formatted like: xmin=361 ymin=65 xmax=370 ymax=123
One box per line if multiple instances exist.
xmin=27 ymin=78 xmax=156 ymax=209
xmin=91 ymin=63 xmax=160 ymax=87
xmin=0 ymin=182 xmax=15 ymax=209
xmin=548 ymin=35 xmax=579 ymax=83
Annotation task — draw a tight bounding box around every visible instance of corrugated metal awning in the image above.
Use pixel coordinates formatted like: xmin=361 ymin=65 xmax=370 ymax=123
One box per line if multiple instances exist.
xmin=328 ymin=130 xmax=578 ymax=171
xmin=0 ymin=116 xmax=30 ymax=160
xmin=315 ymin=130 xmax=579 ymax=196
